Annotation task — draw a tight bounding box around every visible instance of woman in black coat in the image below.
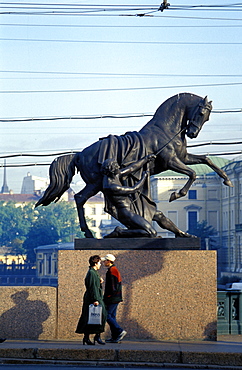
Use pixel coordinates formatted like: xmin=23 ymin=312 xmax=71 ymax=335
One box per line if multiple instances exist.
xmin=75 ymin=255 xmax=107 ymax=345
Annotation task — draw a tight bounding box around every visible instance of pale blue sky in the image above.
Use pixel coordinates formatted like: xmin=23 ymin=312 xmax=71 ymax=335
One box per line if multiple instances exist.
xmin=0 ymin=1 xmax=242 ymax=192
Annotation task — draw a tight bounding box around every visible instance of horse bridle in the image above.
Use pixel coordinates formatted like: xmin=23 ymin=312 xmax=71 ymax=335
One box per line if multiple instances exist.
xmin=155 ymin=102 xmax=212 ymax=156
xmin=189 ymin=103 xmax=212 ymax=130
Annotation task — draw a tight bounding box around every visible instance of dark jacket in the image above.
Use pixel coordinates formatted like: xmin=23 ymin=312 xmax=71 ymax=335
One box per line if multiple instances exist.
xmin=76 ymin=267 xmax=106 ymax=334
xmin=104 ymin=264 xmax=123 ymax=305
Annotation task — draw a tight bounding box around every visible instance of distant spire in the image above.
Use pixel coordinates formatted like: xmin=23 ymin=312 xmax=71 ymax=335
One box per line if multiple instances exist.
xmin=1 ymin=159 xmax=9 ymax=194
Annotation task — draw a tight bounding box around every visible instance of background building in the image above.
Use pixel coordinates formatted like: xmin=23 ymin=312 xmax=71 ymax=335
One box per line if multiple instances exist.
xmin=219 ymin=158 xmax=242 ymax=276
xmin=150 ymin=156 xmax=242 ymax=278
xmin=150 ymin=157 xmax=228 ymax=238
xmin=21 ymin=173 xmax=49 ymax=195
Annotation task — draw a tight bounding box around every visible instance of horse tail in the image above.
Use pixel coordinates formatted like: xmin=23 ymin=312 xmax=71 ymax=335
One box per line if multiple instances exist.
xmin=35 ymin=154 xmax=76 ymax=207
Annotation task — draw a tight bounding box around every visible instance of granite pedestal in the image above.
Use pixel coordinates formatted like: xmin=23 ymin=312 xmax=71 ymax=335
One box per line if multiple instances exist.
xmin=0 ymin=286 xmax=57 ymax=340
xmin=57 ymin=238 xmax=217 ymax=341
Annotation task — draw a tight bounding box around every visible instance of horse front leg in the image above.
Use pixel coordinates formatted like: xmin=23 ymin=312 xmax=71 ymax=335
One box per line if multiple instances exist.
xmin=184 ymin=153 xmax=233 ymax=187
xmin=167 ymin=157 xmax=197 ymax=202
xmin=74 ymin=183 xmax=101 ymax=238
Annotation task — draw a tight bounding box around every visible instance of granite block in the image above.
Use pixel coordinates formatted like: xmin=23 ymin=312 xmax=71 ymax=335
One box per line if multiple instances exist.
xmin=0 ymin=348 xmax=35 ymax=359
xmin=182 ymin=351 xmax=242 ymax=366
xmin=118 ymin=349 xmax=180 ymax=363
xmin=58 ymin=245 xmax=217 ymax=341
xmin=37 ymin=348 xmax=115 ymax=361
xmin=0 ymin=286 xmax=57 ymax=340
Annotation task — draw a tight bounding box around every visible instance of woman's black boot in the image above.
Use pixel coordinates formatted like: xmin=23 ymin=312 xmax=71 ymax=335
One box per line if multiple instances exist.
xmin=94 ymin=334 xmax=105 ymax=345
xmin=83 ymin=335 xmax=94 ymax=345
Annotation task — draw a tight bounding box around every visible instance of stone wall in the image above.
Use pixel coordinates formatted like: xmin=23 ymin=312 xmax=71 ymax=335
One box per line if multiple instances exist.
xmin=0 ymin=248 xmax=217 ymax=341
xmin=0 ymin=286 xmax=57 ymax=340
xmin=58 ymin=249 xmax=217 ymax=341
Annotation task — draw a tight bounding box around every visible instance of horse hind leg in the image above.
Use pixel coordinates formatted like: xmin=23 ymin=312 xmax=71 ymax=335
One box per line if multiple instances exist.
xmin=74 ymin=183 xmax=101 ymax=238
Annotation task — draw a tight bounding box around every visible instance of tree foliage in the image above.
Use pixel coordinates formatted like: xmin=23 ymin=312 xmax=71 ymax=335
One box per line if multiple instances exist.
xmin=0 ymin=201 xmax=89 ymax=261
xmin=187 ymin=220 xmax=217 ymax=249
xmin=0 ymin=201 xmax=34 ymax=254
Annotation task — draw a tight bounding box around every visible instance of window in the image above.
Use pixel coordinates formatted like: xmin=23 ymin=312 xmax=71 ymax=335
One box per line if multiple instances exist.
xmin=91 ymin=207 xmax=96 ymax=215
xmin=38 ymin=261 xmax=43 ymax=276
xmin=54 ymin=261 xmax=58 ymax=275
xmin=188 ymin=211 xmax=198 ymax=231
xmin=91 ymin=220 xmax=96 ymax=227
xmin=48 ymin=255 xmax=52 ymax=275
xmin=188 ymin=190 xmax=197 ymax=199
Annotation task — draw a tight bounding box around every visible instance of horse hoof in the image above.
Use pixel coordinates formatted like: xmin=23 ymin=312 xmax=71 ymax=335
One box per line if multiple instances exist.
xmin=224 ymin=179 xmax=233 ymax=187
xmin=169 ymin=192 xmax=178 ymax=202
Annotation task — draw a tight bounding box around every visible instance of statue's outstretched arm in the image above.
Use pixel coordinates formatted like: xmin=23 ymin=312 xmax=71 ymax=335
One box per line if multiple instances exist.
xmin=120 ymin=154 xmax=156 ymax=177
xmin=106 ymin=172 xmax=148 ymax=196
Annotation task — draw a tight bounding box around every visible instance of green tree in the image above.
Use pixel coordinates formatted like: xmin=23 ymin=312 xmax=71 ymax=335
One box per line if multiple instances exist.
xmin=23 ymin=201 xmax=88 ymax=261
xmin=0 ymin=201 xmax=34 ymax=254
xmin=36 ymin=201 xmax=83 ymax=242
xmin=187 ymin=220 xmax=217 ymax=249
xmin=23 ymin=218 xmax=59 ymax=262
xmin=0 ymin=200 xmax=93 ymax=261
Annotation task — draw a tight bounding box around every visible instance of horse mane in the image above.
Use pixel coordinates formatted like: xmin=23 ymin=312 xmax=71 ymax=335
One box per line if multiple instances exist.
xmin=142 ymin=92 xmax=202 ymax=130
xmin=155 ymin=92 xmax=202 ymax=113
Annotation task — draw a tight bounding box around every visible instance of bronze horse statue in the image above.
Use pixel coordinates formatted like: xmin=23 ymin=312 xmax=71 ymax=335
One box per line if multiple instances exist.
xmin=36 ymin=92 xmax=232 ymax=238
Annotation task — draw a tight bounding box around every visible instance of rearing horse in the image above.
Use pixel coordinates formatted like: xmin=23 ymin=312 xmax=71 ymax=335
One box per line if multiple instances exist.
xmin=36 ymin=92 xmax=233 ymax=238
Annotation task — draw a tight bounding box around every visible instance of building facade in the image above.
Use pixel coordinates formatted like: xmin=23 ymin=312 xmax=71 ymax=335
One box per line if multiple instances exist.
xmin=150 ymin=156 xmax=242 ymax=277
xmin=219 ymin=159 xmax=242 ymax=275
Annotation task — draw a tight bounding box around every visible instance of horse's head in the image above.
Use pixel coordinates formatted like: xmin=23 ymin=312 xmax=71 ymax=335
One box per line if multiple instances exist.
xmin=186 ymin=96 xmax=212 ymax=139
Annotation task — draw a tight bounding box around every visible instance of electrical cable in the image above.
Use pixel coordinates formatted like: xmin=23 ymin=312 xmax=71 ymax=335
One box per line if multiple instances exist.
xmin=2 ymin=38 xmax=242 ymax=45
xmin=2 ymin=70 xmax=242 ymax=78
xmin=0 ymin=108 xmax=241 ymax=123
xmin=1 ymin=23 xmax=242 ymax=28
xmin=1 ymin=81 xmax=242 ymax=94
xmin=0 ymin=140 xmax=242 ymax=160
xmin=1 ymin=149 xmax=242 ymax=168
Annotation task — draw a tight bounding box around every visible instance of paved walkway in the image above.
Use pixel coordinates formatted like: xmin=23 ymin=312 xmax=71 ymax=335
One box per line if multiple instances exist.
xmin=0 ymin=336 xmax=242 ymax=368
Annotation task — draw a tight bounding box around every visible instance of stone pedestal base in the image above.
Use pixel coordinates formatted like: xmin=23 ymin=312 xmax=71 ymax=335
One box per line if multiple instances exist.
xmin=74 ymin=237 xmax=200 ymax=250
xmin=57 ymin=240 xmax=217 ymax=341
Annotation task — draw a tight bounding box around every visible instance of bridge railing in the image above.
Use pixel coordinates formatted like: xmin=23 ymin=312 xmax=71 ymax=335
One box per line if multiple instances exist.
xmin=217 ymin=290 xmax=242 ymax=335
xmin=0 ymin=262 xmax=36 ymax=276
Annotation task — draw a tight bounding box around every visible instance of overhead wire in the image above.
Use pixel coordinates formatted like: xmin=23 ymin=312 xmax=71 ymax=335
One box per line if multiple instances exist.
xmin=1 ymin=2 xmax=242 ymax=12
xmin=2 ymin=38 xmax=242 ymax=45
xmin=1 ymin=71 xmax=242 ymax=78
xmin=1 ymin=81 xmax=242 ymax=94
xmin=1 ymin=151 xmax=242 ymax=167
xmin=1 ymin=23 xmax=242 ymax=28
xmin=0 ymin=141 xmax=242 ymax=161
xmin=1 ymin=2 xmax=242 ymax=20
xmin=0 ymin=108 xmax=242 ymax=123
xmin=1 ymin=2 xmax=241 ymax=166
